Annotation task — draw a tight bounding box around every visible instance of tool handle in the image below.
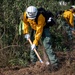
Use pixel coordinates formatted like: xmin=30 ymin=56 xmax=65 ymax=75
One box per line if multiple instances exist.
xmin=28 ymin=38 xmax=43 ymax=63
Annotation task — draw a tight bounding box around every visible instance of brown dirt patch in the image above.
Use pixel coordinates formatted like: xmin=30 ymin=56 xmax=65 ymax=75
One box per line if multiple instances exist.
xmin=0 ymin=50 xmax=75 ymax=75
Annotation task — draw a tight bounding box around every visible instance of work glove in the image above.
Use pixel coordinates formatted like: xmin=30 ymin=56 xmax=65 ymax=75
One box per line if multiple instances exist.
xmin=25 ymin=34 xmax=30 ymax=40
xmin=31 ymin=44 xmax=36 ymax=50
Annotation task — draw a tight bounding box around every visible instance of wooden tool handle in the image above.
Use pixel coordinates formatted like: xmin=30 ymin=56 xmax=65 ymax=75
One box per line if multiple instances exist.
xmin=28 ymin=38 xmax=43 ymax=63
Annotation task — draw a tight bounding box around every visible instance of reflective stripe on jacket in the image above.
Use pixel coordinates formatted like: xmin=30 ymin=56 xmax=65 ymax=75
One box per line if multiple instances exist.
xmin=19 ymin=20 xmax=24 ymax=35
xmin=23 ymin=12 xmax=45 ymax=46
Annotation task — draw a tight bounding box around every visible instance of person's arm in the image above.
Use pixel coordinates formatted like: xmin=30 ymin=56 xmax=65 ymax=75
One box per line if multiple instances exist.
xmin=33 ymin=14 xmax=45 ymax=46
xmin=23 ymin=12 xmax=29 ymax=34
xmin=69 ymin=13 xmax=74 ymax=27
xmin=69 ymin=13 xmax=75 ymax=34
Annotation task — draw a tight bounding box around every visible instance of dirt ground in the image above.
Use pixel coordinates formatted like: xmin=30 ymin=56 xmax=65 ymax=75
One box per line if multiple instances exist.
xmin=0 ymin=49 xmax=75 ymax=75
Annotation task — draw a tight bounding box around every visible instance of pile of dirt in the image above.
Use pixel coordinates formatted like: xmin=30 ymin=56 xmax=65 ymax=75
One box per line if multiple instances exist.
xmin=0 ymin=51 xmax=75 ymax=75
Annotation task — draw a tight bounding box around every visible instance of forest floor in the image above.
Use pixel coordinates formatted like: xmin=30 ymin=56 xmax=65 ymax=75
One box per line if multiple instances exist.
xmin=0 ymin=46 xmax=75 ymax=75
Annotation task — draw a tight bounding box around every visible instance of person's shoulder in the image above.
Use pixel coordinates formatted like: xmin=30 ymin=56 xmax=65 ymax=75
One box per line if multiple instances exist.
xmin=38 ymin=14 xmax=45 ymax=19
xmin=67 ymin=9 xmax=73 ymax=13
xmin=37 ymin=14 xmax=45 ymax=22
xmin=23 ymin=12 xmax=27 ymax=18
xmin=63 ymin=10 xmax=68 ymax=13
xmin=63 ymin=10 xmax=72 ymax=14
xmin=23 ymin=12 xmax=26 ymax=15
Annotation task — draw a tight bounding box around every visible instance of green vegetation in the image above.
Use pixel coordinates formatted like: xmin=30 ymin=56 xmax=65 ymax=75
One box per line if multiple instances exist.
xmin=0 ymin=0 xmax=75 ymax=67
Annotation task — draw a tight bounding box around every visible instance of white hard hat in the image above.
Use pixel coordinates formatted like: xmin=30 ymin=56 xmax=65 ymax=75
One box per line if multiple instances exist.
xmin=26 ymin=6 xmax=38 ymax=19
xmin=73 ymin=14 xmax=75 ymax=17
xmin=71 ymin=5 xmax=75 ymax=9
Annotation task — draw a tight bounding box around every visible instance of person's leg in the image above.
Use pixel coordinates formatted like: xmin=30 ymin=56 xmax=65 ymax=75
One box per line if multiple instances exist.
xmin=30 ymin=46 xmax=38 ymax=63
xmin=30 ymin=29 xmax=38 ymax=63
xmin=64 ymin=22 xmax=73 ymax=50
xmin=64 ymin=23 xmax=73 ymax=66
xmin=42 ymin=28 xmax=58 ymax=66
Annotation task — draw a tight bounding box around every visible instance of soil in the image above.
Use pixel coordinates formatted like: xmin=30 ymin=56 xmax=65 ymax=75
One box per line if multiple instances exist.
xmin=0 ymin=47 xmax=75 ymax=75
xmin=0 ymin=50 xmax=75 ymax=75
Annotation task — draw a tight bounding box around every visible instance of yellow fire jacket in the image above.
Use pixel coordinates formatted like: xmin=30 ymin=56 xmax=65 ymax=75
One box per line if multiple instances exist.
xmin=23 ymin=12 xmax=46 ymax=46
xmin=63 ymin=10 xmax=74 ymax=27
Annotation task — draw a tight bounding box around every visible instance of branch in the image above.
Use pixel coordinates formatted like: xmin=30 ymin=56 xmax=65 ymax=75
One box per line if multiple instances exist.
xmin=0 ymin=45 xmax=21 ymax=51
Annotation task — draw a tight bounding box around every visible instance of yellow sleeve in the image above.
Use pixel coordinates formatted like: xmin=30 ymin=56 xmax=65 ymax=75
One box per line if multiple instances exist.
xmin=23 ymin=12 xmax=29 ymax=34
xmin=33 ymin=14 xmax=45 ymax=46
xmin=69 ymin=13 xmax=74 ymax=27
xmin=63 ymin=11 xmax=74 ymax=27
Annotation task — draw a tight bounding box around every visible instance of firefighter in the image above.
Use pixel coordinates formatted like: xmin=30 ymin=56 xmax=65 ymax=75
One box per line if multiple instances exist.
xmin=23 ymin=6 xmax=60 ymax=71
xmin=62 ymin=5 xmax=75 ymax=66
xmin=62 ymin=5 xmax=75 ymax=48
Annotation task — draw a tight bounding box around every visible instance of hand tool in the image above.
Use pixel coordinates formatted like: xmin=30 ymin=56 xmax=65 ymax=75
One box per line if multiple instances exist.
xmin=28 ymin=38 xmax=43 ymax=63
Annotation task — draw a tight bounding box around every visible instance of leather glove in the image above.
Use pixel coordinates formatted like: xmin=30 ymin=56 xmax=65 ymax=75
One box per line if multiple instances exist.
xmin=31 ymin=44 xmax=36 ymax=50
xmin=25 ymin=34 xmax=30 ymax=40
